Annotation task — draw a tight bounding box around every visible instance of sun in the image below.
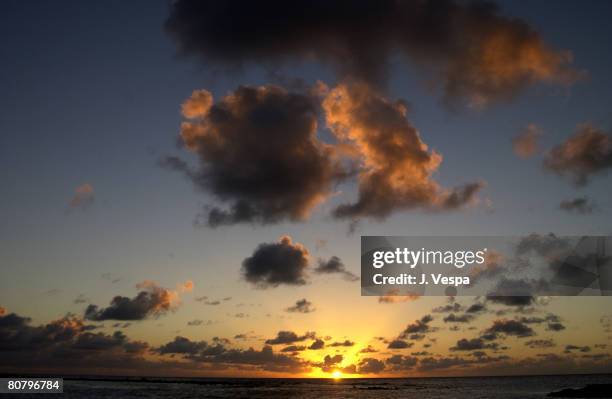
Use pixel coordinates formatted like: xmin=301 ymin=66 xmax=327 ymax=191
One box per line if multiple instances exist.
xmin=331 ymin=370 xmax=343 ymax=379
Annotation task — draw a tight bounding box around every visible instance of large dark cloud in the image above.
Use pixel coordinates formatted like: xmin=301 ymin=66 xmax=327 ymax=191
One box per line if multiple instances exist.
xmin=84 ymin=281 xmax=192 ymax=321
xmin=544 ymin=123 xmax=612 ymax=186
xmin=0 ymin=311 xmax=152 ymax=373
xmin=164 ymin=85 xmax=342 ymax=227
xmin=314 ymin=256 xmax=358 ymax=281
xmin=167 ymin=82 xmax=484 ymax=224
xmin=159 ymin=336 xmax=307 ymax=373
xmin=0 ymin=313 xmax=85 ymax=352
xmin=0 ymin=312 xmax=309 ymax=375
xmin=323 ymin=83 xmax=484 ymax=219
xmin=166 ymin=0 xmax=579 ymax=106
xmin=242 ymin=236 xmax=309 ymax=288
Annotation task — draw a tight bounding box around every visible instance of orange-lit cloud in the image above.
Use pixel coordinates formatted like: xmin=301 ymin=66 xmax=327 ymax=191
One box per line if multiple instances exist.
xmin=165 ymin=82 xmax=486 ymax=223
xmin=323 ymin=83 xmax=484 ymax=219
xmin=177 ymin=280 xmax=194 ymax=293
xmin=84 ymin=280 xmax=191 ymax=321
xmin=180 ymin=89 xmax=213 ymax=118
xmin=378 ymin=289 xmax=420 ymax=304
xmin=544 ymin=123 xmax=612 ymax=186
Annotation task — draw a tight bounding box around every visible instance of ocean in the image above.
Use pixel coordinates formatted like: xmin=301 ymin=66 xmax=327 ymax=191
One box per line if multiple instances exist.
xmin=12 ymin=374 xmax=612 ymax=398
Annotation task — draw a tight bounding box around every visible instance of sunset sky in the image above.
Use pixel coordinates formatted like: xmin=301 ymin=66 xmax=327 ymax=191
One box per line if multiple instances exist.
xmin=1 ymin=0 xmax=612 ymax=378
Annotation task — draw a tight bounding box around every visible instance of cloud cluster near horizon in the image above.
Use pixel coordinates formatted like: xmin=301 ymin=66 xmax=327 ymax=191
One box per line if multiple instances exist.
xmin=2 ymin=294 xmax=610 ymax=377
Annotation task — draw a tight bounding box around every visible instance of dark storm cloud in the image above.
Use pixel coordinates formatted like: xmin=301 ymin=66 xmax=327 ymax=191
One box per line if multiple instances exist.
xmin=559 ymin=197 xmax=596 ymax=214
xmin=314 ymin=256 xmax=358 ymax=281
xmin=84 ymin=281 xmax=191 ymax=321
xmin=242 ymin=236 xmax=309 ymax=288
xmin=166 ymin=0 xmax=579 ymax=106
xmin=323 ymin=83 xmax=484 ymax=219
xmin=485 ymin=319 xmax=535 ymax=338
xmin=167 ymin=85 xmax=343 ymax=227
xmin=265 ymin=331 xmax=316 ymax=345
xmin=285 ymin=299 xmax=315 ymax=313
xmin=544 ymin=123 xmax=612 ymax=186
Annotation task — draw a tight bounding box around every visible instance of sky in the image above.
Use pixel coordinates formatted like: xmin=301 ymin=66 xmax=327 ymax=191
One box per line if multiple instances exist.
xmin=1 ymin=0 xmax=612 ymax=378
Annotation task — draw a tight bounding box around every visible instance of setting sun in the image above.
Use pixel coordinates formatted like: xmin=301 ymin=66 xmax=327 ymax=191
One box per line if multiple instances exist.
xmin=331 ymin=370 xmax=343 ymax=379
